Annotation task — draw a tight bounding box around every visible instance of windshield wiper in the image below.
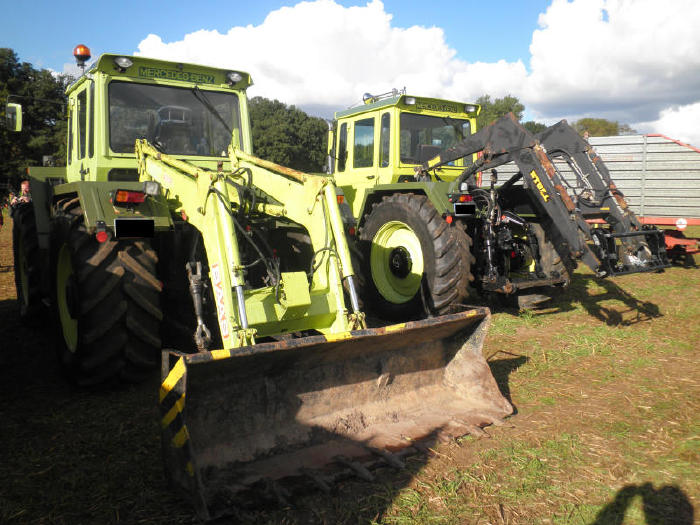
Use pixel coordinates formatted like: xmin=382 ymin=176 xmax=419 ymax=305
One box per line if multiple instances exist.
xmin=192 ymin=86 xmax=233 ymax=136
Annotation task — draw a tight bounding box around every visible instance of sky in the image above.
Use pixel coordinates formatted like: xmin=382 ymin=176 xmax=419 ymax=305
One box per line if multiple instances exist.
xmin=4 ymin=0 xmax=700 ymax=146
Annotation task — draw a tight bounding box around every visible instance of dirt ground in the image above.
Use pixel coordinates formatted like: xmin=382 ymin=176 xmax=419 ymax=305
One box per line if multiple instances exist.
xmin=0 ymin=210 xmax=698 ymax=524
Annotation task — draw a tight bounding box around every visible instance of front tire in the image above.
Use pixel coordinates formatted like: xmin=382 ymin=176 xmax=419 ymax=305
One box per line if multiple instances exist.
xmin=359 ymin=193 xmax=473 ymax=319
xmin=51 ymin=198 xmax=162 ymax=386
xmin=11 ymin=202 xmax=42 ymax=320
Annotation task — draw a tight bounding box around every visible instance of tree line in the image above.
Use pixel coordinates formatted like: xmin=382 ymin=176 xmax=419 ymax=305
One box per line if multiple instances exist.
xmin=1 ymin=48 xmax=636 ymax=184
xmin=1 ymin=48 xmax=70 ymax=188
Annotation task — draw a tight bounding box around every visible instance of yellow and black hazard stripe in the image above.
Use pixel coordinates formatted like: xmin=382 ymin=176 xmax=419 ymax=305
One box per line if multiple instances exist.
xmin=159 ymin=356 xmax=194 ymax=477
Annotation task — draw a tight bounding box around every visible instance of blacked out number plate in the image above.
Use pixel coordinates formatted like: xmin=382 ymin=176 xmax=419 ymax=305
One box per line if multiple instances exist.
xmin=114 ymin=218 xmax=155 ymax=238
xmin=454 ymin=202 xmax=476 ymax=216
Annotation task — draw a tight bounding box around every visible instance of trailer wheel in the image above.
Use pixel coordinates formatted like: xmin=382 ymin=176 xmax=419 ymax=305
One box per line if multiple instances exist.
xmin=359 ymin=193 xmax=473 ymax=319
xmin=11 ymin=203 xmax=42 ymax=320
xmin=51 ymin=199 xmax=162 ymax=385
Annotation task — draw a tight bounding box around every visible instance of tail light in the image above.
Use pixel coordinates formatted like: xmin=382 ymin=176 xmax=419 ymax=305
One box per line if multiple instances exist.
xmin=112 ymin=189 xmax=146 ymax=205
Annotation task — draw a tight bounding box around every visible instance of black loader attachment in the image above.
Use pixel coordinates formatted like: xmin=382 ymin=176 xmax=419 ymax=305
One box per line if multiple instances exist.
xmin=536 ymin=121 xmax=669 ymax=276
xmin=420 ymin=114 xmax=669 ymax=295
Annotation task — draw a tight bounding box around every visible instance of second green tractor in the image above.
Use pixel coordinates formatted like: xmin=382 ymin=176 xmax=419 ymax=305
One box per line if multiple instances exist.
xmin=327 ymin=90 xmax=669 ymax=315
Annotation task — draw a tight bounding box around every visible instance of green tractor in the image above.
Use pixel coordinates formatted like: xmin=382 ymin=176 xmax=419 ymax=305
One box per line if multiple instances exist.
xmin=7 ymin=52 xmax=512 ymax=518
xmin=328 ymin=90 xmax=479 ymax=317
xmin=327 ymin=90 xmax=669 ymax=315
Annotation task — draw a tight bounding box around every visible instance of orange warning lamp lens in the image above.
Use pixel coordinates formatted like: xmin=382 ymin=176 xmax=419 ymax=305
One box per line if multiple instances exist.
xmin=73 ymin=44 xmax=91 ymax=65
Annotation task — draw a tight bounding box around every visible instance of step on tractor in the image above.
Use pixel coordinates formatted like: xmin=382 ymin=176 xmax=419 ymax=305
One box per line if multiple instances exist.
xmin=6 ymin=50 xmax=511 ymax=519
xmin=326 ymin=90 xmax=670 ymax=314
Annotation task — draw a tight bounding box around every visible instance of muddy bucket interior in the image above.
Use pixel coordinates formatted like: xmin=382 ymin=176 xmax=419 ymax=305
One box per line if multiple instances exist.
xmin=159 ymin=307 xmax=512 ymax=519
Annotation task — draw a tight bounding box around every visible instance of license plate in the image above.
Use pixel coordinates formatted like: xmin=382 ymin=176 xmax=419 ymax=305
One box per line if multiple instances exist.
xmin=114 ymin=218 xmax=154 ymax=238
xmin=454 ymin=202 xmax=476 ymax=216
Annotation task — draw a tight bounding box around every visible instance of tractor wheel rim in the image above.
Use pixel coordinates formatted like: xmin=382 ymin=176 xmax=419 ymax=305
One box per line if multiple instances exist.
xmin=56 ymin=244 xmax=78 ymax=353
xmin=370 ymin=220 xmax=424 ymax=304
xmin=18 ymin=236 xmax=29 ymax=308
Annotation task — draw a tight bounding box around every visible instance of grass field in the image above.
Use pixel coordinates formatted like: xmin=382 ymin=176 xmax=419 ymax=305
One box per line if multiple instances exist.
xmin=1 ymin=211 xmax=698 ymax=525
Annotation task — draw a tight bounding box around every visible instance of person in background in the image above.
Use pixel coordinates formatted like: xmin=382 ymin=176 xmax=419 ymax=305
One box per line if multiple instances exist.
xmin=10 ymin=179 xmax=31 ymax=207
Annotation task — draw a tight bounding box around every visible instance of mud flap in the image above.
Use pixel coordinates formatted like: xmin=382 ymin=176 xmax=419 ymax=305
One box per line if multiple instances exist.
xmin=159 ymin=307 xmax=512 ymax=520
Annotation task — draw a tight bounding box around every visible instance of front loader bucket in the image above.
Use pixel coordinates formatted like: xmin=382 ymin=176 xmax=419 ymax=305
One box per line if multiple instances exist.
xmin=159 ymin=307 xmax=512 ymax=519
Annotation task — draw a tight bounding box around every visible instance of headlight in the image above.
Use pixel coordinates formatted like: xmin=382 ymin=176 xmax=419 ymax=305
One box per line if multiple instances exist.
xmin=113 ymin=56 xmax=133 ymax=72
xmin=405 ymin=97 xmax=416 ymax=105
xmin=464 ymin=104 xmax=478 ymax=113
xmin=142 ymin=180 xmax=161 ymax=197
xmin=227 ymin=71 xmax=243 ymax=85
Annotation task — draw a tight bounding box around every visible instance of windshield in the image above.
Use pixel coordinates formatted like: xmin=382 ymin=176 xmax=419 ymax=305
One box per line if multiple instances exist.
xmin=108 ymin=81 xmax=242 ymax=156
xmin=399 ymin=113 xmax=471 ymax=165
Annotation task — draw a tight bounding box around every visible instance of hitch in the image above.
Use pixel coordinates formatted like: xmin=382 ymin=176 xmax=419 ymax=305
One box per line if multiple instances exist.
xmin=590 ymin=228 xmax=670 ymax=276
xmin=186 ymin=261 xmax=212 ymax=351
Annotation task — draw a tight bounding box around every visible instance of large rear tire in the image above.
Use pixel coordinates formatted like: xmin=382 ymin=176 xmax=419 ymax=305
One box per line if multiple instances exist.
xmin=11 ymin=202 xmax=42 ymax=320
xmin=51 ymin=198 xmax=162 ymax=386
xmin=359 ymin=193 xmax=473 ymax=319
xmin=530 ymin=221 xmax=574 ymax=286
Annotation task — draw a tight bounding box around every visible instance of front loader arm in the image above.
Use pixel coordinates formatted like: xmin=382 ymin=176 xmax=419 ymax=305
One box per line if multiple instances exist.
xmin=536 ymin=122 xmax=669 ymax=272
xmin=136 ymin=139 xmax=365 ymax=351
xmin=228 ymin=146 xmax=363 ymax=326
xmin=421 ymin=114 xmax=604 ymax=275
xmin=536 ymin=122 xmax=642 ymax=232
xmin=135 ymin=140 xmax=255 ymax=348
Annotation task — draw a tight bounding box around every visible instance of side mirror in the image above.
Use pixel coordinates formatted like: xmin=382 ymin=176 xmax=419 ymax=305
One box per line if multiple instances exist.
xmin=6 ymin=103 xmax=22 ymax=132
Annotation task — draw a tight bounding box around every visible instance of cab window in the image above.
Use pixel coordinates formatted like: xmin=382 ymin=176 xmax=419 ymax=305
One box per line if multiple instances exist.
xmin=88 ymin=83 xmax=95 ymax=158
xmin=78 ymin=89 xmax=87 ymax=160
xmin=337 ymin=123 xmax=347 ymax=172
xmin=353 ymin=117 xmax=374 ymax=168
xmin=67 ymin=111 xmax=73 ymax=165
xmin=379 ymin=113 xmax=390 ymax=168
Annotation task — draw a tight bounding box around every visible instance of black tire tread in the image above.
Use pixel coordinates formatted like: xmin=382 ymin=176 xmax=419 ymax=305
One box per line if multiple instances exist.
xmin=359 ymin=192 xmax=474 ymax=318
xmin=12 ymin=203 xmax=42 ymax=320
xmin=52 ymin=200 xmax=162 ymax=385
xmin=530 ymin=221 xmax=574 ymax=285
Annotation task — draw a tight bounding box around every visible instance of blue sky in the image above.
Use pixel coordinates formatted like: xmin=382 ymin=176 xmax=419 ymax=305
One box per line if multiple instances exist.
xmin=3 ymin=0 xmax=545 ymax=71
xmin=3 ymin=0 xmax=700 ymax=145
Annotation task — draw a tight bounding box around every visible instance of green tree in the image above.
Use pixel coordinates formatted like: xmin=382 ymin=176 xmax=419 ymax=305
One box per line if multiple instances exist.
xmin=1 ymin=48 xmax=70 ymax=187
xmin=475 ymin=94 xmax=524 ymax=130
xmin=523 ymin=121 xmax=547 ymax=134
xmin=249 ymin=97 xmax=327 ymax=172
xmin=572 ymin=117 xmax=636 ymax=137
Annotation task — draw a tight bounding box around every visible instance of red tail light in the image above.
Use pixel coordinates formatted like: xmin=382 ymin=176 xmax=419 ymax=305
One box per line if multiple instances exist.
xmin=113 ymin=190 xmax=146 ymax=204
xmin=458 ymin=194 xmax=473 ymax=202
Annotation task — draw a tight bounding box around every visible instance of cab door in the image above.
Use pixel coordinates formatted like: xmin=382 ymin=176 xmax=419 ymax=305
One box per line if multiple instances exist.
xmin=333 ymin=115 xmax=379 ymax=217
xmin=67 ymin=83 xmax=94 ymax=182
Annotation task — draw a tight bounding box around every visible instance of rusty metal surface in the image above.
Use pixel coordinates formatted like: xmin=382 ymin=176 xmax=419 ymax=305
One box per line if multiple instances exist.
xmin=160 ymin=307 xmax=512 ymax=519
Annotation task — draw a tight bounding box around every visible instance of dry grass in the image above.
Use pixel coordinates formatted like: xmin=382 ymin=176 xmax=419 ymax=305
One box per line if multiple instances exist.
xmin=1 ymin=213 xmax=698 ymax=524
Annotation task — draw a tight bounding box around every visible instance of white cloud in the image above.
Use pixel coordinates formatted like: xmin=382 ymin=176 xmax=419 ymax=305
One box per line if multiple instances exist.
xmin=135 ymin=0 xmax=700 ymax=145
xmin=135 ymin=0 xmax=526 ymax=113
xmin=634 ymin=102 xmax=700 ymax=148
xmin=526 ymin=0 xmax=700 ymax=125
